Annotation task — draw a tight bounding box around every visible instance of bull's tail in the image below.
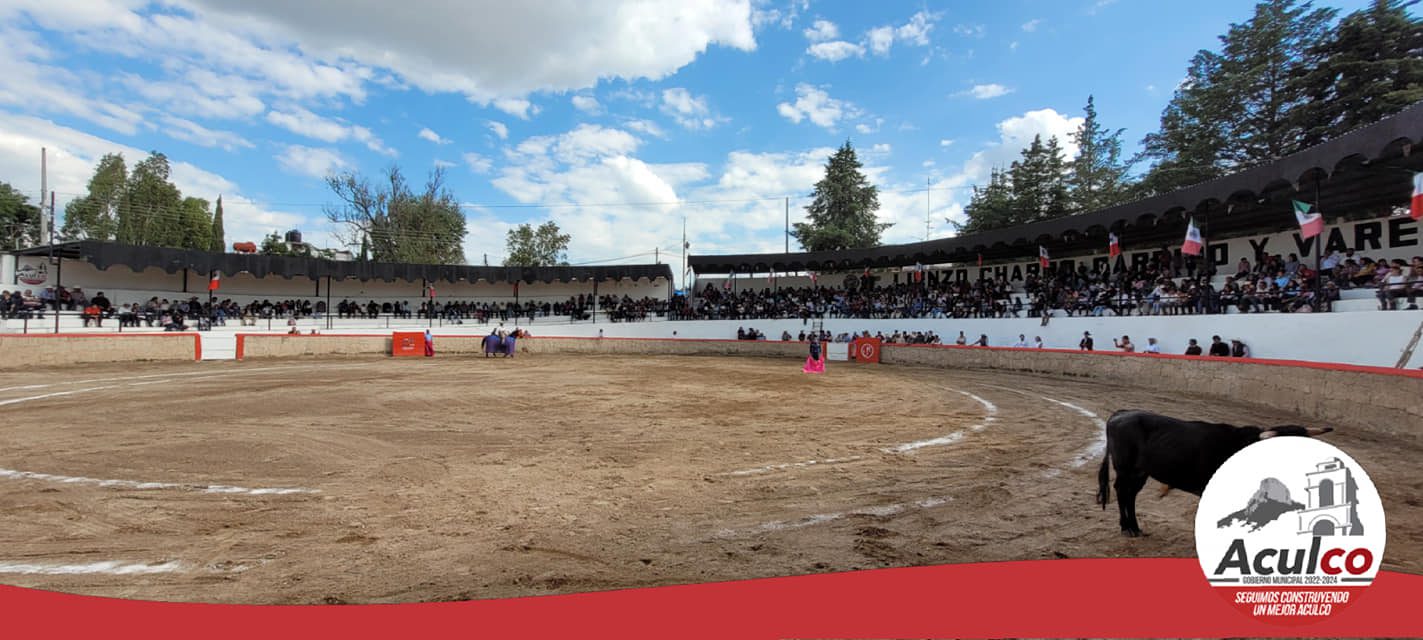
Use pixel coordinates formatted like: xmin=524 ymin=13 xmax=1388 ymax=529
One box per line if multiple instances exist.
xmin=1096 ymin=432 xmax=1113 ymax=510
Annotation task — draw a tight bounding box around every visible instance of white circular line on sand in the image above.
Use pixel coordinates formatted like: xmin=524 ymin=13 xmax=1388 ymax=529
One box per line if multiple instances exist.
xmin=883 ymin=390 xmax=999 ymax=454
xmin=720 ymin=456 xmax=866 ymax=477
xmin=716 ymin=496 xmax=952 ymax=538
xmin=977 ymin=384 xmax=1107 ymax=476
xmin=0 ymin=468 xmax=319 ymax=495
xmin=0 ymin=560 xmax=184 ymax=575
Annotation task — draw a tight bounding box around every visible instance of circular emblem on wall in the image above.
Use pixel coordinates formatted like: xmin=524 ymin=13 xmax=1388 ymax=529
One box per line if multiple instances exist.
xmin=858 ymin=342 xmax=877 ymax=361
xmin=1196 ymin=436 xmax=1386 ymax=625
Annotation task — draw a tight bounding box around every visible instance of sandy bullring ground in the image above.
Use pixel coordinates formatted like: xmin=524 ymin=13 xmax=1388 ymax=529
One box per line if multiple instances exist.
xmin=0 ymin=353 xmax=1418 ymax=604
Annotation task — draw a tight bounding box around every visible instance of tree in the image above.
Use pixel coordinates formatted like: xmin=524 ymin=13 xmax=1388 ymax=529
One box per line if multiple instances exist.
xmin=179 ymin=197 xmax=212 ymax=250
xmin=259 ymin=231 xmax=298 ymax=256
xmin=1008 ymin=134 xmax=1070 ymax=224
xmin=62 ymin=153 xmax=126 ymax=241
xmin=960 ymin=167 xmax=1015 ymax=233
xmin=1136 ymin=0 xmax=1336 ymax=195
xmin=504 ymin=221 xmax=571 ymax=266
xmin=1291 ymin=0 xmax=1423 ymax=147
xmin=0 ymin=182 xmax=43 ymax=251
xmin=118 ymin=152 xmax=183 ymax=246
xmin=209 ymin=196 xmax=226 ymax=252
xmin=325 ymin=165 xmax=467 ymax=265
xmin=1067 ymin=96 xmax=1132 ymax=213
xmin=791 ymin=141 xmax=888 ymax=251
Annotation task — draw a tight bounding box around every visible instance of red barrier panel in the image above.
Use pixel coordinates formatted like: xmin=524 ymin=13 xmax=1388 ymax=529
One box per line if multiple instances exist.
xmin=851 ymin=337 xmax=882 ymax=363
xmin=391 ymin=332 xmax=424 ymax=357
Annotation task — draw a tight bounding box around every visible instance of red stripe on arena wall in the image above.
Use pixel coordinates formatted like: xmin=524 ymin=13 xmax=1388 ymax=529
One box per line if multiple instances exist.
xmin=0 ymin=559 xmax=1418 ymax=638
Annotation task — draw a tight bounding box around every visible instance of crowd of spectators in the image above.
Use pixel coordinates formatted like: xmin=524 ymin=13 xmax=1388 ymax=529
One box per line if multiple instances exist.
xmin=684 ymin=249 xmax=1423 ymax=321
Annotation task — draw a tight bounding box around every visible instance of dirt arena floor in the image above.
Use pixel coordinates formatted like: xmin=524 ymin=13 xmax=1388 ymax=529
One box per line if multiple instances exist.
xmin=0 ymin=354 xmax=1418 ymax=605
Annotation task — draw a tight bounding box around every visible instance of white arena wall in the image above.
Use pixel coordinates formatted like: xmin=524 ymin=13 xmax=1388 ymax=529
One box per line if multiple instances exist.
xmin=511 ymin=313 xmax=1423 ymax=370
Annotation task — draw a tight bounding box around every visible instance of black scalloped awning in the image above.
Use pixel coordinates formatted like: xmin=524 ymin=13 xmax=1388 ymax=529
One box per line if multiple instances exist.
xmin=15 ymin=241 xmax=674 ymax=284
xmin=691 ymin=100 xmax=1423 ymax=274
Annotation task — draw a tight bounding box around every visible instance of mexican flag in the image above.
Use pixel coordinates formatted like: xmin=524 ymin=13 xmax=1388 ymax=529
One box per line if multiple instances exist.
xmin=1108 ymin=233 xmax=1121 ymax=259
xmin=1038 ymin=246 xmax=1050 ymax=269
xmin=1412 ymin=172 xmax=1422 ymax=221
xmin=208 ymin=272 xmax=220 ymax=291
xmin=1292 ymin=200 xmax=1324 ymax=239
xmin=1181 ymin=218 xmax=1204 ymax=256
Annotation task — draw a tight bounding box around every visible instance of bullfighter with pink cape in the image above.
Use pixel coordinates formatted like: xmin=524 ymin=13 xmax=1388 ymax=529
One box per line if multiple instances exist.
xmin=803 ymin=337 xmax=825 ymax=374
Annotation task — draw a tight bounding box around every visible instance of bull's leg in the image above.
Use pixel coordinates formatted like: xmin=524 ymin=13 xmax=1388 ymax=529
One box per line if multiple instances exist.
xmin=1114 ymin=472 xmax=1147 ymax=537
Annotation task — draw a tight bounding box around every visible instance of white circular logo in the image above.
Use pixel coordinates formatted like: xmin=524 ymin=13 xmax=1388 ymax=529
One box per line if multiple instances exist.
xmin=1196 ymin=437 xmax=1386 ymax=624
xmin=858 ymin=343 xmax=876 ymax=360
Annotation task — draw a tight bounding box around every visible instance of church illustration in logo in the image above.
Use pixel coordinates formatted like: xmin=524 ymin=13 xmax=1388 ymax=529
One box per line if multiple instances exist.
xmin=1298 ymin=457 xmax=1365 ymax=536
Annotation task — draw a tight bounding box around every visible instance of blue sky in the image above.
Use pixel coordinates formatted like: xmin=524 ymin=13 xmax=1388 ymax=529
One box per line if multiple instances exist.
xmin=0 ymin=0 xmax=1379 ymax=278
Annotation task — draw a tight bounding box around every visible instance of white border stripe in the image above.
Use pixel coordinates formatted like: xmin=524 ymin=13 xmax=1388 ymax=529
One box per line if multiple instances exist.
xmin=884 ymin=390 xmax=999 ymax=454
xmin=718 ymin=496 xmax=952 ymax=537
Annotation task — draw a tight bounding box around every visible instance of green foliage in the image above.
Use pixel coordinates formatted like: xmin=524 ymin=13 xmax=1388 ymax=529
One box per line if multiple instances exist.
xmin=179 ymin=197 xmax=212 ymax=250
xmin=209 ymin=196 xmax=226 ymax=253
xmin=325 ymin=165 xmax=468 ymax=265
xmin=791 ymin=141 xmax=888 ymax=252
xmin=259 ymin=231 xmax=298 ymax=256
xmin=1008 ymin=134 xmax=1070 ymax=224
xmin=1290 ymin=0 xmax=1423 ymax=147
xmin=117 ymin=152 xmax=184 ymax=246
xmin=960 ymin=167 xmax=1015 ymax=234
xmin=504 ymin=221 xmax=571 ymax=267
xmin=1067 ymin=96 xmax=1131 ymax=213
xmin=61 ymin=153 xmax=126 ymax=241
xmin=0 ymin=182 xmax=43 ymax=250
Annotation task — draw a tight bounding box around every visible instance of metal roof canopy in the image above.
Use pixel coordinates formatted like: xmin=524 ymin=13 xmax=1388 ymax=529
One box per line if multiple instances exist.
xmin=690 ymin=101 xmax=1423 ymax=274
xmin=11 ymin=241 xmax=674 ymax=284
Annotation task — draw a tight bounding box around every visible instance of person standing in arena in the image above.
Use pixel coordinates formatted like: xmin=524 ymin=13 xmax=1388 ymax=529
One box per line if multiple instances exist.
xmin=424 ymin=330 xmax=435 ymax=357
xmin=802 ymin=334 xmax=825 ymax=374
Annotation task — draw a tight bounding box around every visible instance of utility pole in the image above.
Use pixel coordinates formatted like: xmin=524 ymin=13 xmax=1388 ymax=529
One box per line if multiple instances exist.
xmin=40 ymin=147 xmax=48 ymax=245
xmin=925 ymin=176 xmax=931 ymax=240
xmin=681 ymin=216 xmax=688 ymax=292
xmin=784 ymin=197 xmax=789 ymax=254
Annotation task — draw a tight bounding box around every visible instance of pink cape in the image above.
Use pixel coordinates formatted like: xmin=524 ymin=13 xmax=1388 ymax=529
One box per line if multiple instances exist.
xmin=802 ymin=354 xmax=825 ymax=374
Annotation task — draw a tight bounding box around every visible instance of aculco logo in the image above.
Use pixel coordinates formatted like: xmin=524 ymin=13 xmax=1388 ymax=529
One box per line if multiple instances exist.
xmin=1196 ymin=437 xmax=1385 ymax=625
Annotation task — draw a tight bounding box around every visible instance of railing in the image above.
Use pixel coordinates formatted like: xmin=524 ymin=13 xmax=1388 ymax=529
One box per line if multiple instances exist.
xmin=0 ymin=308 xmax=672 ymax=334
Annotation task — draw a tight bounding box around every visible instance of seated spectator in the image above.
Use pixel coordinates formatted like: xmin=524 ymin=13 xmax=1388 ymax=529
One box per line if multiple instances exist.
xmin=1113 ymin=335 xmax=1135 ymax=353
xmin=1208 ymin=335 xmax=1230 ymax=357
xmin=1143 ymin=337 xmax=1160 ymax=354
xmin=1185 ymin=339 xmax=1203 ymax=356
xmin=81 ymin=304 xmax=103 ymax=327
xmin=1230 ymin=338 xmax=1250 ymax=358
xmin=974 ymin=334 xmax=988 ymax=347
xmin=1378 ymin=263 xmax=1412 ymax=310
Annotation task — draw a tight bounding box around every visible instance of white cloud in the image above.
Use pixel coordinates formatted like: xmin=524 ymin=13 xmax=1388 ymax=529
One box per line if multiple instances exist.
xmin=493 ymin=97 xmax=539 ymax=120
xmin=1021 ymin=19 xmax=1042 ymax=32
xmin=806 ymin=40 xmax=865 ymax=62
xmin=624 ymin=119 xmax=668 ymax=138
xmin=462 ymin=152 xmax=493 ymax=174
xmin=161 ymin=116 xmax=254 ymax=151
xmin=418 ymin=127 xmax=450 ymax=144
xmin=865 ymin=11 xmax=939 ymax=57
xmin=855 ymin=118 xmax=884 ymax=134
xmin=660 ymin=88 xmax=725 ymax=130
xmin=776 ymin=83 xmax=859 ymax=129
xmin=1089 ymin=0 xmax=1119 ymax=15
xmin=571 ymin=95 xmax=601 ymax=114
xmin=867 ymin=26 xmax=895 ymax=56
xmin=870 ymin=143 xmax=891 ymax=154
xmin=277 ymin=145 xmax=349 ymax=179
xmin=802 ymin=19 xmax=838 ymax=42
xmin=957 ymin=83 xmax=1012 ymax=99
xmin=433 ymin=159 xmax=456 ymax=169
xmin=0 ymin=112 xmax=305 ymax=247
xmin=264 ymin=106 xmax=395 ymax=154
xmin=1009 ymin=41 xmax=1019 ymax=52
xmin=487 ymin=120 xmax=509 ymax=140
xmin=953 ymin=24 xmax=986 ymax=38
xmin=922 ymin=159 xmax=936 ymax=168
xmin=2 ymin=1 xmax=758 ymax=110
xmin=939 ymin=139 xmax=955 ymax=147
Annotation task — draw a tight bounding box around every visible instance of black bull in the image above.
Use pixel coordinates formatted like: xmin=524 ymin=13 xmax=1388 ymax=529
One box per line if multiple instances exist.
xmin=1096 ymin=410 xmax=1332 ymax=537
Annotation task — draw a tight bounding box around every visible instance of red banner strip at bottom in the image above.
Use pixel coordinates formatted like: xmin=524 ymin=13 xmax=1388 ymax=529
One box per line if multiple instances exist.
xmin=3 ymin=558 xmax=1420 ymax=638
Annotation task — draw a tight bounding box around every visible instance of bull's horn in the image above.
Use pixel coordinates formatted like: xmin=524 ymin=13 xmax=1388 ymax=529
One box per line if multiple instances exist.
xmin=1307 ymin=427 xmax=1334 ymax=436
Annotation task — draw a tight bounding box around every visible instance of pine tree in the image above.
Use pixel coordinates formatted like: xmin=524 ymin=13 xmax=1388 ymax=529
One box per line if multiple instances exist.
xmin=960 ymin=167 xmax=1015 ymax=233
xmin=1137 ymin=0 xmax=1336 ymax=195
xmin=1067 ymin=96 xmax=1131 ymax=213
xmin=791 ymin=141 xmax=888 ymax=251
xmin=1008 ymin=134 xmax=1069 ymax=225
xmin=62 ymin=153 xmax=126 ymax=241
xmin=1291 ymin=0 xmax=1423 ymax=147
xmin=209 ymin=195 xmax=226 ymax=252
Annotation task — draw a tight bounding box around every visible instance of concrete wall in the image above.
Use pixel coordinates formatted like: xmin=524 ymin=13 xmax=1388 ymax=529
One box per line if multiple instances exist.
xmin=236 ymin=334 xmax=805 ymax=361
xmin=0 ymin=333 xmax=199 ymax=369
xmin=882 ymin=344 xmax=1423 ymax=438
